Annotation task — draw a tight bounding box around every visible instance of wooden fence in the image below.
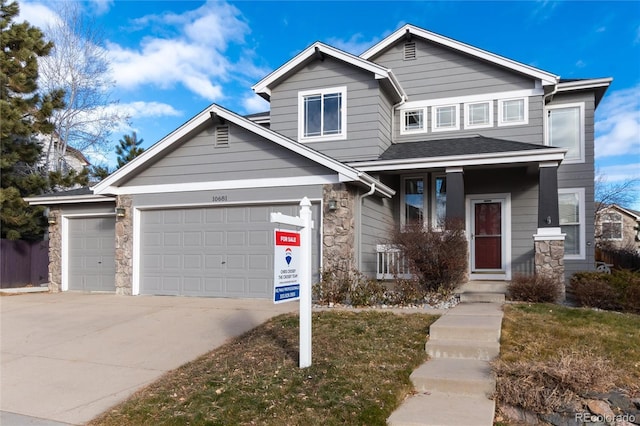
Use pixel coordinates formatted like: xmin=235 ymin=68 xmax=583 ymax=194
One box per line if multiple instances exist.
xmin=0 ymin=239 xmax=49 ymax=288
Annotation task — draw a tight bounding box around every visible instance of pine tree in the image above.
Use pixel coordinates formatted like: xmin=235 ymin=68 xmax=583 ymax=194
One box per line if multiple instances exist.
xmin=0 ymin=0 xmax=70 ymax=240
xmin=115 ymin=132 xmax=145 ymax=169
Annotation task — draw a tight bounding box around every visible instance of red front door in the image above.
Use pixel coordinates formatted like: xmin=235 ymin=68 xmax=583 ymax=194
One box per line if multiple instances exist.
xmin=474 ymin=202 xmax=502 ymax=269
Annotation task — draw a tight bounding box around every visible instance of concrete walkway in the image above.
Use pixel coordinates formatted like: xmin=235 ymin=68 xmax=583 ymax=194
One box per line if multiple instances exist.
xmin=388 ymin=282 xmax=505 ymax=426
xmin=0 ymin=292 xmax=295 ymax=425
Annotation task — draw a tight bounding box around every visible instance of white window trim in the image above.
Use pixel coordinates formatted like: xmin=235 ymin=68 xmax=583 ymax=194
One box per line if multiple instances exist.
xmin=498 ymin=97 xmax=528 ymax=126
xmin=431 ymin=173 xmax=446 ymax=229
xmin=400 ymin=108 xmax=427 ymax=135
xmin=400 ymin=174 xmax=428 ymax=228
xmin=464 ymin=100 xmax=493 ymax=129
xmin=559 ymin=187 xmax=585 ymax=260
xmin=297 ymin=86 xmax=347 ymax=142
xmin=600 ymin=211 xmax=623 ymax=241
xmin=431 ymin=104 xmax=460 ymax=132
xmin=544 ymin=102 xmax=585 ymax=164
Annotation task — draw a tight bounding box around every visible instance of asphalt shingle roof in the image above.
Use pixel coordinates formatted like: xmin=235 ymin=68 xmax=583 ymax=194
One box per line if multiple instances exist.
xmin=378 ymin=136 xmax=552 ymax=161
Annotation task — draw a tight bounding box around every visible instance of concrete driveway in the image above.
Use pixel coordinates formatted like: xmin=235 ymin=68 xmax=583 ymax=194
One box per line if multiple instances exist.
xmin=0 ymin=292 xmax=295 ymax=425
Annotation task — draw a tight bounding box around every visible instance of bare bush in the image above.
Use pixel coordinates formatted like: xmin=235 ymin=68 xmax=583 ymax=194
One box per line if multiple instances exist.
xmin=389 ymin=220 xmax=467 ymax=293
xmin=493 ymin=350 xmax=616 ymax=414
xmin=313 ymin=269 xmax=349 ymax=305
xmin=507 ymin=274 xmax=562 ymax=303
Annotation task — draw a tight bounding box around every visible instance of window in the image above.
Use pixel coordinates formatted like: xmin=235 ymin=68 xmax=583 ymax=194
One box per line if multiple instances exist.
xmin=558 ymin=188 xmax=585 ymax=259
xmin=546 ymin=103 xmax=584 ymax=163
xmin=432 ymin=104 xmax=459 ymax=132
xmin=601 ymin=211 xmax=623 ymax=240
xmin=298 ymin=87 xmax=347 ymax=141
xmin=401 ymin=109 xmax=425 ymax=133
xmin=498 ymin=98 xmax=528 ymax=126
xmin=465 ymin=101 xmax=493 ymax=129
xmin=403 ymin=177 xmax=424 ymax=225
xmin=432 ymin=175 xmax=446 ymax=228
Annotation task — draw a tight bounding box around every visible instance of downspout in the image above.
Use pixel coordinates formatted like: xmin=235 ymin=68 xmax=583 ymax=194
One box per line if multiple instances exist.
xmin=357 ymin=182 xmax=376 ymax=272
xmin=390 ymin=96 xmax=406 ymax=145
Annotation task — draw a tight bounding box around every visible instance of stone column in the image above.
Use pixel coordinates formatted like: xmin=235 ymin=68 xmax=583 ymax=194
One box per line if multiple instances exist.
xmin=115 ymin=195 xmax=133 ymax=295
xmin=322 ymin=183 xmax=356 ymax=273
xmin=534 ymin=239 xmax=566 ymax=299
xmin=48 ymin=207 xmax=62 ymax=292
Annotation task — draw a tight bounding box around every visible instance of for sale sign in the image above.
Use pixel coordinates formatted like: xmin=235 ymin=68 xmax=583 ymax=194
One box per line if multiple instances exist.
xmin=273 ymin=229 xmax=301 ymax=303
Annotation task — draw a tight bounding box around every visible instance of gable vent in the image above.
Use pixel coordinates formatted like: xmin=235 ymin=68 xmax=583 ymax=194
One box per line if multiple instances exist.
xmin=215 ymin=125 xmax=229 ymax=147
xmin=404 ymin=42 xmax=416 ymax=60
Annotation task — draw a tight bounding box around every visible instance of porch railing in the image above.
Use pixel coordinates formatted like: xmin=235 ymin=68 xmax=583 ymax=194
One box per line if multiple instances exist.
xmin=376 ymin=244 xmax=412 ymax=280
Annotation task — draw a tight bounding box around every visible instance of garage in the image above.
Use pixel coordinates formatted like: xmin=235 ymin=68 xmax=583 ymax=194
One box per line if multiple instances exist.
xmin=67 ymin=216 xmax=116 ymax=291
xmin=139 ymin=203 xmax=321 ymax=298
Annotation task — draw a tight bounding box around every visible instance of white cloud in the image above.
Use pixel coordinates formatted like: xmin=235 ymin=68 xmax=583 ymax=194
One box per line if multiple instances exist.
xmin=326 ymin=33 xmax=381 ymax=56
xmin=88 ymin=0 xmax=114 ymax=16
xmin=595 ymin=85 xmax=640 ymax=159
xmin=598 ymin=163 xmax=640 ymax=183
xmin=115 ymin=101 xmax=182 ymax=119
xmin=107 ymin=0 xmax=254 ymax=102
xmin=242 ymin=93 xmax=269 ymax=114
xmin=17 ymin=1 xmax=61 ymax=31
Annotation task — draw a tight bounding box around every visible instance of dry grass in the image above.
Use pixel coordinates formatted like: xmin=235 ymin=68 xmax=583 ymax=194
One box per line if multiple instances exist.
xmin=494 ymin=303 xmax=640 ymax=413
xmin=89 ymin=311 xmax=437 ymax=426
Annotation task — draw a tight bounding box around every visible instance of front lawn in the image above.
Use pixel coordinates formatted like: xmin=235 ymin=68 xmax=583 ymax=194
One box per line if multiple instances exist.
xmin=90 ymin=311 xmax=437 ymax=426
xmin=494 ymin=303 xmax=640 ymax=420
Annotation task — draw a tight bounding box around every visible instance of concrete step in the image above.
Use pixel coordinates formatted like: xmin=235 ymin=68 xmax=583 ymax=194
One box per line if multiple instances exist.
xmin=410 ymin=359 xmax=496 ymax=397
xmin=429 ymin=314 xmax=502 ymax=342
xmin=426 ymin=338 xmax=500 ymax=361
xmin=445 ymin=302 xmax=503 ymax=317
xmin=457 ymin=281 xmax=507 ymax=294
xmin=459 ymin=292 xmax=505 ymax=303
xmin=387 ymin=392 xmax=495 ymax=426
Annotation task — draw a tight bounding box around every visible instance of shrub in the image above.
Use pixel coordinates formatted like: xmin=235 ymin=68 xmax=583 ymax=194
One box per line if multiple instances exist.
xmin=313 ymin=268 xmax=349 ymax=305
xmin=507 ymin=274 xmax=562 ymax=303
xmin=389 ymin=220 xmax=467 ymax=293
xmin=348 ymin=273 xmax=386 ymax=307
xmin=570 ymin=269 xmax=640 ymax=313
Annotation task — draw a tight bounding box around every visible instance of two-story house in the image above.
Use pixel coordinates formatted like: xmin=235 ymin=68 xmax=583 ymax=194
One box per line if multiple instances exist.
xmin=28 ymin=24 xmax=611 ymax=298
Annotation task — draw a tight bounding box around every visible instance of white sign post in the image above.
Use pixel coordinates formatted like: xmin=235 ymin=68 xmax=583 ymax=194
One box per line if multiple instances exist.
xmin=270 ymin=197 xmax=313 ymax=368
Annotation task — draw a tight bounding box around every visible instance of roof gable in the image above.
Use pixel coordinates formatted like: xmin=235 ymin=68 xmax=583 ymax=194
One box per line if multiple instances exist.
xmin=252 ymin=42 xmax=406 ymax=102
xmin=92 ymin=104 xmax=394 ymax=198
xmin=362 ymin=24 xmax=559 ymax=86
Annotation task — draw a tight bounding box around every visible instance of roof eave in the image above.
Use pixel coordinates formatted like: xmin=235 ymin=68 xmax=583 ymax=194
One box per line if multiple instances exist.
xmin=25 ymin=194 xmax=116 ymax=205
xmin=349 ymin=148 xmax=567 ymax=172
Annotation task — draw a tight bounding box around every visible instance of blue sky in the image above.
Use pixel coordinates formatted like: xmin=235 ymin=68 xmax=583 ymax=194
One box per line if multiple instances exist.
xmin=18 ymin=0 xmax=640 ymax=207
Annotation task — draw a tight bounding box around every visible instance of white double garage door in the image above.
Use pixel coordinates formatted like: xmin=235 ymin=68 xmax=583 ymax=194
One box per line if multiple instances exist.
xmin=138 ymin=203 xmax=321 ymax=298
xmin=68 ymin=203 xmax=320 ymax=298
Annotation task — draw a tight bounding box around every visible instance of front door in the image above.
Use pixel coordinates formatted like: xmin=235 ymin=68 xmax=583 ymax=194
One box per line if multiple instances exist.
xmin=471 ymin=199 xmax=503 ymax=271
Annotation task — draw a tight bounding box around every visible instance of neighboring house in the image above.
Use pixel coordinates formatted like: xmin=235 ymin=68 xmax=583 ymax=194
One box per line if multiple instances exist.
xmin=26 ymin=24 xmax=611 ymax=298
xmin=595 ymin=204 xmax=640 ymax=252
xmin=36 ymin=132 xmax=91 ymax=175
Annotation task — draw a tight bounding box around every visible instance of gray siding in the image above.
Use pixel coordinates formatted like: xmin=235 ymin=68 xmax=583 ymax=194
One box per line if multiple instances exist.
xmin=360 ymin=175 xmax=399 ymax=276
xmin=464 ymin=168 xmax=539 ymax=276
xmin=269 ymin=57 xmax=396 ymax=162
xmin=550 ymin=91 xmax=597 ymax=275
xmin=124 ymin=122 xmax=335 ymax=187
xmin=372 ymin=38 xmax=536 ymax=99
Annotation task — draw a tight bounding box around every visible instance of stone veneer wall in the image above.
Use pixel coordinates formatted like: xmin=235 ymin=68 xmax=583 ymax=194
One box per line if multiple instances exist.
xmin=115 ymin=195 xmax=133 ymax=295
xmin=48 ymin=207 xmax=62 ymax=292
xmin=534 ymin=239 xmax=565 ymax=298
xmin=322 ymin=183 xmax=356 ymax=273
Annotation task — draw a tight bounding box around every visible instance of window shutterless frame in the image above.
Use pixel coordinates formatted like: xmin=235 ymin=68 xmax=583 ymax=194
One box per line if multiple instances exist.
xmin=298 ymin=86 xmax=347 ymax=142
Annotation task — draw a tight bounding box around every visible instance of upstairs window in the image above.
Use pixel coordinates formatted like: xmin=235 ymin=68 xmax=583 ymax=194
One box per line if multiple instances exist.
xmin=298 ymin=87 xmax=347 ymax=141
xmin=432 ymin=104 xmax=459 ymax=132
xmin=498 ymin=98 xmax=528 ymax=126
xmin=401 ymin=109 xmax=425 ymax=134
xmin=546 ymin=103 xmax=584 ymax=163
xmin=465 ymin=101 xmax=493 ymax=129
xmin=601 ymin=211 xmax=623 ymax=240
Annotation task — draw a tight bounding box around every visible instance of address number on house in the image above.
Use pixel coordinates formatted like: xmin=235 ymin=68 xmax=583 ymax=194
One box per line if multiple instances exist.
xmin=212 ymin=195 xmax=228 ymax=202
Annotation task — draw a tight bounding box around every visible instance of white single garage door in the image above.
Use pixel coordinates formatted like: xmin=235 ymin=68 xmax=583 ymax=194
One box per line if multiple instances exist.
xmin=68 ymin=216 xmax=116 ymax=291
xmin=140 ymin=204 xmax=320 ymax=298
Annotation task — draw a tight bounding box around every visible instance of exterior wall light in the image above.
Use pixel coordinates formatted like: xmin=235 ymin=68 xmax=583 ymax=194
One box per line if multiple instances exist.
xmin=115 ymin=207 xmax=126 ymax=218
xmin=328 ymin=199 xmax=338 ymax=211
xmin=47 ymin=215 xmax=57 ymax=225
